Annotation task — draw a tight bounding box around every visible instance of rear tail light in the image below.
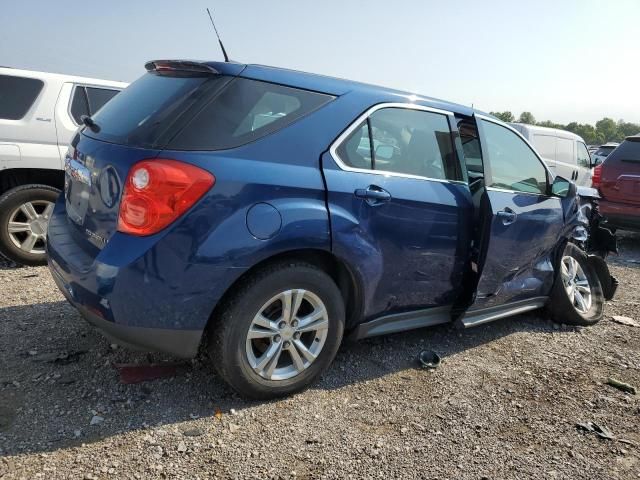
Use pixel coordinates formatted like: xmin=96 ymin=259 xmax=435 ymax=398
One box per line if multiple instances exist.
xmin=118 ymin=159 xmax=214 ymax=236
xmin=591 ymin=164 xmax=603 ymax=189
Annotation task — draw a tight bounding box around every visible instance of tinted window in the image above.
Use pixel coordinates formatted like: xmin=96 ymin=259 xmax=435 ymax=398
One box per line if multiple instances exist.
xmin=481 ymin=120 xmax=547 ymax=195
xmin=607 ymin=140 xmax=640 ymax=164
xmin=576 ymin=142 xmax=591 ymax=168
xmin=556 ymin=137 xmax=575 ymax=164
xmin=594 ymin=146 xmax=615 ymax=157
xmin=337 ymin=108 xmax=459 ymax=181
xmin=0 ymin=75 xmax=44 ymax=120
xmin=170 ymin=78 xmax=333 ymax=150
xmin=336 ymin=121 xmax=372 ymax=170
xmin=532 ymin=135 xmax=556 ymax=159
xmin=88 ymin=72 xmax=222 ymax=146
xmin=85 ymin=87 xmax=119 ymax=115
xmin=70 ymin=87 xmax=89 ymax=124
xmin=458 ymin=121 xmax=483 ymax=172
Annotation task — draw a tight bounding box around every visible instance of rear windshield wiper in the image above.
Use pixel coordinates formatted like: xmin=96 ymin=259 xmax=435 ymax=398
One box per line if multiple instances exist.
xmin=81 ymin=115 xmax=100 ymax=133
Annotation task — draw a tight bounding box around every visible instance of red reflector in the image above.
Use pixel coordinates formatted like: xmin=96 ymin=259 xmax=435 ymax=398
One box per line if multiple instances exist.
xmin=591 ymin=164 xmax=603 ymax=189
xmin=118 ymin=159 xmax=214 ymax=236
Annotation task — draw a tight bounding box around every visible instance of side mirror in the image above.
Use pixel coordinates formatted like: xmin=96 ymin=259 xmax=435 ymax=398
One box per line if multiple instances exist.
xmin=551 ymin=176 xmax=576 ymax=198
xmin=375 ymin=144 xmax=394 ymax=161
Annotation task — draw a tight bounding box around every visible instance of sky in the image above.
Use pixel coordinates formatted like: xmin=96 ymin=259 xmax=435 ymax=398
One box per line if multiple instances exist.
xmin=1 ymin=0 xmax=638 ymax=125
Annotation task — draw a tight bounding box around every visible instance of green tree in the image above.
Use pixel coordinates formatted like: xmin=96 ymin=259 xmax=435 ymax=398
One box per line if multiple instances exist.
xmin=489 ymin=111 xmax=515 ymax=122
xmin=518 ymin=112 xmax=536 ymax=124
xmin=595 ymin=118 xmax=618 ymax=143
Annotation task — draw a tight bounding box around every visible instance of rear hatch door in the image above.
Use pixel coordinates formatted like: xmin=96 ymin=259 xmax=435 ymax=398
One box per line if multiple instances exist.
xmin=600 ymin=139 xmax=640 ymax=206
xmin=64 ymin=63 xmax=234 ymax=249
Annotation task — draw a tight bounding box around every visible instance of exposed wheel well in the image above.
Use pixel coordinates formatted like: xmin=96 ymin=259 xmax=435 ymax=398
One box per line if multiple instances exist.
xmin=0 ymin=168 xmax=64 ymax=196
xmin=205 ymin=249 xmax=363 ymax=340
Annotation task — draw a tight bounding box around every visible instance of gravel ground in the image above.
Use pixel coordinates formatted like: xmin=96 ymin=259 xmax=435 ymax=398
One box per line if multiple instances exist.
xmin=1 ymin=233 xmax=639 ymax=479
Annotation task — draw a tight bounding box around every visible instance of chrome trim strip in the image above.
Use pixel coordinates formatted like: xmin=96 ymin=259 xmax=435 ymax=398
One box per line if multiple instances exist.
xmin=486 ymin=186 xmax=559 ymax=199
xmin=328 ymin=102 xmax=465 ymax=185
xmin=353 ymin=305 xmax=451 ymax=340
xmin=460 ymin=297 xmax=548 ymax=328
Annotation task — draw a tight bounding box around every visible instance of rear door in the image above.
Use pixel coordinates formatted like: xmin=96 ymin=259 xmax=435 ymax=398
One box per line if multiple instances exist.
xmin=600 ymin=138 xmax=640 ymax=206
xmin=467 ymin=116 xmax=564 ymax=310
xmin=322 ymin=104 xmax=473 ymax=318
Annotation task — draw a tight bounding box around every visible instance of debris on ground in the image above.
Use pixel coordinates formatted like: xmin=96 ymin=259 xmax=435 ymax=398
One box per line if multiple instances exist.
xmin=89 ymin=415 xmax=104 ymax=426
xmin=52 ymin=350 xmax=88 ymax=365
xmin=607 ymin=377 xmax=637 ymax=395
xmin=576 ymin=421 xmax=615 ymax=441
xmin=612 ymin=315 xmax=640 ymax=327
xmin=113 ymin=362 xmax=190 ymax=384
xmin=417 ymin=350 xmax=441 ymax=369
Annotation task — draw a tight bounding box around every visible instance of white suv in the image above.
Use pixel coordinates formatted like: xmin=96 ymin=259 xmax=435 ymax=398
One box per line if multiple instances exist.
xmin=0 ymin=67 xmax=127 ymax=265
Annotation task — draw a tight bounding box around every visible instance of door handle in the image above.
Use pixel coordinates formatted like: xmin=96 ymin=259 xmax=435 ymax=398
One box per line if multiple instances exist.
xmin=496 ymin=207 xmax=517 ymax=225
xmin=354 ymin=185 xmax=391 ymax=205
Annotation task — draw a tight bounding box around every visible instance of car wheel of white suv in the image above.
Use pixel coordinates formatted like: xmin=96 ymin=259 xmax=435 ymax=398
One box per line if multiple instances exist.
xmin=0 ymin=184 xmax=60 ymax=266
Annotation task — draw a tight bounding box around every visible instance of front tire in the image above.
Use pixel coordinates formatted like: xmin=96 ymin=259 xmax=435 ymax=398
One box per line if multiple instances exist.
xmin=0 ymin=185 xmax=60 ymax=266
xmin=548 ymin=243 xmax=604 ymax=326
xmin=208 ymin=261 xmax=345 ymax=399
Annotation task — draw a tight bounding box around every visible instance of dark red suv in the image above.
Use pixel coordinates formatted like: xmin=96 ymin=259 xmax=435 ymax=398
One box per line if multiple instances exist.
xmin=593 ymin=135 xmax=640 ymax=231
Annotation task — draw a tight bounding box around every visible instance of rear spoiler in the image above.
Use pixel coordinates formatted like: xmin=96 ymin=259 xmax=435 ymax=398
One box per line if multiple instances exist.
xmin=144 ymin=60 xmax=220 ymax=75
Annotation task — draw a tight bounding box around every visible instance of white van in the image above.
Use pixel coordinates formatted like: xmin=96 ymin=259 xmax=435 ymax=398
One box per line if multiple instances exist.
xmin=0 ymin=67 xmax=127 ymax=265
xmin=508 ymin=123 xmax=592 ymax=187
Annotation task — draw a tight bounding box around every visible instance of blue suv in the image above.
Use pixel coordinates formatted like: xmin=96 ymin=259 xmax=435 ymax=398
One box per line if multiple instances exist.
xmin=47 ymin=60 xmax=617 ymax=398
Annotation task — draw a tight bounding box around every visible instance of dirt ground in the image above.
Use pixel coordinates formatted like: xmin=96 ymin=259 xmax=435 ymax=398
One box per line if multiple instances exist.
xmin=1 ymin=233 xmax=639 ymax=479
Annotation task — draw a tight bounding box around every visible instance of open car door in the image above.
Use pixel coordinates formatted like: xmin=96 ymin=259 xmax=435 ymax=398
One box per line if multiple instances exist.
xmin=459 ymin=115 xmax=565 ymax=327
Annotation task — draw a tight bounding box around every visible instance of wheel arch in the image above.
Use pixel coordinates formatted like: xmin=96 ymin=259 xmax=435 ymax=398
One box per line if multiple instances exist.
xmin=203 ymin=248 xmax=364 ymax=344
xmin=0 ymin=168 xmax=63 ymax=196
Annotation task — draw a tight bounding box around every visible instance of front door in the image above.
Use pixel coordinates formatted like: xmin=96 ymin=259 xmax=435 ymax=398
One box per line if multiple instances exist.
xmin=469 ymin=116 xmax=565 ymax=310
xmin=322 ymin=104 xmax=473 ymax=319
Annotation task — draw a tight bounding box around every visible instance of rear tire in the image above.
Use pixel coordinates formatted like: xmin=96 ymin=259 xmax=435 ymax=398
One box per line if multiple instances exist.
xmin=208 ymin=261 xmax=345 ymax=399
xmin=0 ymin=184 xmax=60 ymax=266
xmin=548 ymin=243 xmax=604 ymax=326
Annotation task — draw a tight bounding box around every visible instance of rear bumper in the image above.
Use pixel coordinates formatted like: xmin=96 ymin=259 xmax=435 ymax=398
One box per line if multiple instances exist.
xmin=599 ymin=199 xmax=640 ymax=231
xmin=46 ymin=197 xmax=247 ymax=358
xmin=49 ymin=256 xmax=203 ymax=357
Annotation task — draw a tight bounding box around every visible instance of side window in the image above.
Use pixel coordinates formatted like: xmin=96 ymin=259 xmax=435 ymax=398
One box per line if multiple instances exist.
xmin=481 ymin=120 xmax=548 ymax=195
xmin=85 ymin=87 xmax=119 ymax=115
xmin=0 ymin=75 xmax=44 ymax=120
xmin=70 ymin=86 xmax=89 ymax=124
xmin=556 ymin=137 xmax=575 ymax=165
xmin=336 ymin=121 xmax=372 ymax=170
xmin=458 ymin=122 xmax=483 ymax=173
xmin=532 ymin=134 xmax=556 ymax=160
xmin=336 ymin=107 xmax=460 ymax=181
xmin=576 ymin=142 xmax=591 ymax=168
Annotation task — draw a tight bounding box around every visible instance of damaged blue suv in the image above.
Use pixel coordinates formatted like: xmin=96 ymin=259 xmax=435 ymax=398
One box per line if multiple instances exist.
xmin=47 ymin=60 xmax=617 ymax=399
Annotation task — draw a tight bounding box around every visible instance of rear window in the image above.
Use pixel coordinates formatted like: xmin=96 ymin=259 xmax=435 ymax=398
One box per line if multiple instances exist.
xmin=606 ymin=140 xmax=640 ymax=164
xmin=169 ymin=77 xmax=333 ymax=150
xmin=0 ymin=74 xmax=44 ymax=120
xmin=594 ymin=146 xmax=616 ymax=157
xmin=86 ymin=72 xmax=333 ymax=150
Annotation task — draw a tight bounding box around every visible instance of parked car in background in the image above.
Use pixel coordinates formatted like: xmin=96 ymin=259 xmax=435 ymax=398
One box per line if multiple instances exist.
xmin=508 ymin=123 xmax=592 ymax=186
xmin=48 ymin=60 xmax=617 ymax=399
xmin=592 ymin=135 xmax=640 ymax=231
xmin=591 ymin=142 xmax=620 ymax=166
xmin=0 ymin=67 xmax=126 ymax=265
xmin=588 ymin=145 xmax=599 ymax=155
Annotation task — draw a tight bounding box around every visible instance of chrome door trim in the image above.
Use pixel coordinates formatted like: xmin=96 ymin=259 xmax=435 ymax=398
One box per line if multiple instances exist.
xmin=328 ymin=102 xmax=466 ymax=185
